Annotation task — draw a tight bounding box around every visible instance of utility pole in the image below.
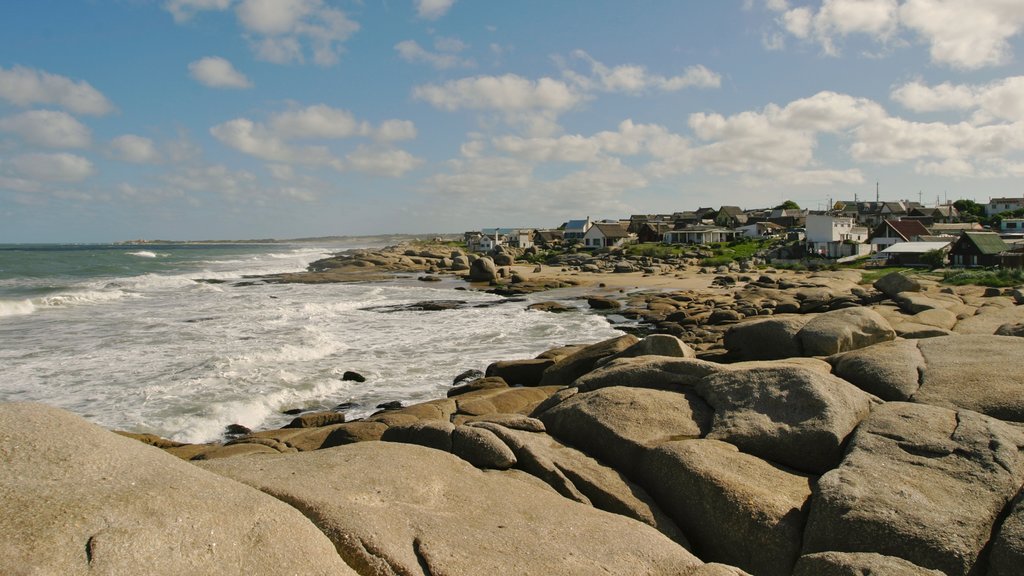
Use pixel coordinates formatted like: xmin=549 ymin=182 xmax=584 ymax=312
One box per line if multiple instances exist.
xmin=875 ymin=181 xmax=880 ymax=203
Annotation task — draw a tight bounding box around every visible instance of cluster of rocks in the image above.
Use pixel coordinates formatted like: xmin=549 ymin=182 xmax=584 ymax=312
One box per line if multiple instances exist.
xmin=5 ymin=268 xmax=1024 ymax=575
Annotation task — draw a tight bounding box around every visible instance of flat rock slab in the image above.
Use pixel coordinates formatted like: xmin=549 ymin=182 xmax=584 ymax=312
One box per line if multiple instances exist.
xmin=201 ymin=441 xmax=703 ymax=576
xmin=802 ymin=402 xmax=1024 ymax=576
xmin=914 ymin=334 xmax=1024 ymax=421
xmin=0 ymin=403 xmax=354 ymax=576
xmin=642 ymin=439 xmax=813 ymax=576
xmin=539 ymin=386 xmax=712 ymax=471
xmin=723 ymin=315 xmax=810 ymax=361
xmin=694 ymin=365 xmax=875 ymax=474
xmin=990 ymin=490 xmax=1024 ymax=576
xmin=571 ymin=356 xmax=728 ymax=393
xmin=953 ymin=302 xmax=1024 ymax=335
xmin=796 ymin=307 xmax=896 ymax=357
xmin=793 ymin=552 xmax=944 ymax=575
xmin=829 ymin=339 xmax=925 ymax=401
xmin=538 ymin=334 xmax=639 ymax=386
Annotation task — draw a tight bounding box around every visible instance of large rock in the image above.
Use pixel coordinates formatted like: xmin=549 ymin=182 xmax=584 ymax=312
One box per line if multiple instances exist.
xmin=829 ymin=339 xmax=925 ymax=401
xmin=484 ymin=358 xmax=554 ymax=386
xmin=595 ymin=334 xmax=697 ymax=367
xmin=201 ymin=441 xmax=704 ymax=575
xmin=873 ymin=271 xmax=922 ymax=298
xmin=913 ymin=334 xmax=1024 ymax=421
xmin=802 ymin=402 xmax=1024 ymax=576
xmin=0 ymin=403 xmax=355 ymax=576
xmin=451 ymin=424 xmax=516 ymax=469
xmin=538 ymin=334 xmax=640 ymax=386
xmin=990 ymin=491 xmax=1024 ymax=576
xmin=694 ymin=365 xmax=875 ymax=474
xmin=539 ymin=386 xmax=712 ymax=471
xmin=793 ymin=552 xmax=944 ymax=575
xmin=570 ymin=355 xmax=727 ymax=393
xmin=642 ymin=439 xmax=813 ymax=576
xmin=468 ymin=256 xmax=497 ymax=282
xmin=723 ymin=315 xmax=810 ymax=361
xmin=795 ymin=307 xmax=895 ymax=356
xmin=893 ymin=291 xmax=962 ymax=314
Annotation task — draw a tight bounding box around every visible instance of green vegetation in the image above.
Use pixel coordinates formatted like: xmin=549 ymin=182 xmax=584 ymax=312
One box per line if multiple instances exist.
xmin=624 ymin=243 xmax=690 ymax=258
xmin=942 ymin=268 xmax=1024 ymax=288
xmin=774 ymin=200 xmax=800 ymax=210
xmin=858 ymin=267 xmax=913 ymax=284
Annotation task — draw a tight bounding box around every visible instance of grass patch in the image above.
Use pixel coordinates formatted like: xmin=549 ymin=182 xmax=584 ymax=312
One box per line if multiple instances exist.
xmin=624 ymin=243 xmax=690 ymax=258
xmin=942 ymin=268 xmax=1024 ymax=288
xmin=858 ymin=267 xmax=913 ymax=284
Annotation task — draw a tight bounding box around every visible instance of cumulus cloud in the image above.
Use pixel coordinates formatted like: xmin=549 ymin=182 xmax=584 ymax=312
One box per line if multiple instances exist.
xmin=375 ymin=119 xmax=417 ymax=142
xmin=235 ymin=0 xmax=359 ymax=66
xmin=395 ymin=38 xmax=475 ymax=70
xmin=210 ymin=118 xmax=334 ymax=164
xmin=563 ymin=50 xmax=721 ymax=94
xmin=0 ymin=66 xmax=113 ymax=115
xmin=0 ymin=110 xmax=91 ymax=148
xmin=342 ymin=146 xmax=424 ymax=177
xmin=891 ymin=76 xmax=1024 ymax=123
xmin=268 ymin=104 xmax=370 ymax=139
xmin=770 ymin=0 xmax=1024 ymax=70
xmin=110 ymin=135 xmax=161 ymax=163
xmin=413 ymin=74 xmax=583 ymax=136
xmin=415 ymin=0 xmax=456 ymax=20
xmin=188 ymin=57 xmax=253 ymax=89
xmin=163 ymin=0 xmax=232 ymax=23
xmin=9 ymin=153 xmax=95 ymax=182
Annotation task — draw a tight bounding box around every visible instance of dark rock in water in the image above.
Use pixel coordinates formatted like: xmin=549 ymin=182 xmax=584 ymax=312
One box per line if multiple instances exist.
xmin=224 ymin=424 xmax=252 ymax=437
xmin=334 ymin=402 xmax=356 ymax=411
xmin=285 ymin=411 xmax=347 ymax=429
xmin=282 ymin=408 xmax=304 ymax=416
xmin=377 ymin=400 xmax=403 ymax=410
xmin=418 ymin=275 xmax=442 ymax=282
xmin=448 ymin=376 xmax=508 ymax=398
xmin=527 ymin=301 xmax=574 ymax=313
xmin=452 ymin=369 xmax=485 ymax=385
xmin=342 ymin=371 xmax=366 ymax=383
xmin=586 ymin=296 xmax=621 ymax=310
xmin=361 ymin=300 xmax=467 ymax=312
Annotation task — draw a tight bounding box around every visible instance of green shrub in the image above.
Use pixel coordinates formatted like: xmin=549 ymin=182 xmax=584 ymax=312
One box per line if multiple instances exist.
xmin=942 ymin=268 xmax=1024 ymax=287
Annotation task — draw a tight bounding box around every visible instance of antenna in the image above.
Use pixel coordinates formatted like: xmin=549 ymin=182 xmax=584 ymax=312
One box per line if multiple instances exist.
xmin=876 ymin=181 xmax=880 ymax=203
xmin=918 ymin=190 xmax=922 ymax=204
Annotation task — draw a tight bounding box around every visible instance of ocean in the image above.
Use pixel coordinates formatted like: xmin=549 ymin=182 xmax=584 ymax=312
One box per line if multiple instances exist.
xmin=0 ymin=241 xmax=621 ymax=444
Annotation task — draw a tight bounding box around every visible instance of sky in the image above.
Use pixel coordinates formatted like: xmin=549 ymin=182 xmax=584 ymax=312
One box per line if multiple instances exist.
xmin=1 ymin=0 xmax=1023 ymax=243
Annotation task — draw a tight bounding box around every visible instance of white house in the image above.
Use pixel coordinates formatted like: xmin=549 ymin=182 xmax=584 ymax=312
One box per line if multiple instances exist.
xmin=582 ymin=222 xmax=632 ymax=248
xmin=736 ymin=221 xmax=784 ymax=239
xmin=1000 ymin=218 xmax=1024 ymax=235
xmin=663 ymin=225 xmax=738 ymax=245
xmin=986 ymin=197 xmax=1024 ymax=216
xmin=806 ymin=213 xmax=871 ymax=258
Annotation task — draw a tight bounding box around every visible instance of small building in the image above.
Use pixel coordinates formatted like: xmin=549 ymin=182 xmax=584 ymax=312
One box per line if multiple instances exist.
xmin=805 ymin=213 xmax=871 ymax=258
xmin=949 ymin=231 xmax=1010 ymax=267
xmin=714 ymin=205 xmax=747 ymax=228
xmin=986 ymin=197 xmax=1024 ymax=217
xmin=563 ymin=217 xmax=593 ymax=242
xmin=533 ymin=229 xmax=564 ymax=248
xmin=870 ymin=219 xmax=931 ymax=250
xmin=872 ymin=241 xmax=952 ymax=267
xmin=663 ymin=225 xmax=738 ymax=245
xmin=1000 ymin=218 xmax=1024 ymax=235
xmin=637 ymin=222 xmax=673 ymax=243
xmin=736 ymin=221 xmax=784 ymax=239
xmin=582 ymin=222 xmax=632 ymax=249
xmin=910 ymin=205 xmax=960 ymax=223
xmin=929 ymin=222 xmax=985 ymax=235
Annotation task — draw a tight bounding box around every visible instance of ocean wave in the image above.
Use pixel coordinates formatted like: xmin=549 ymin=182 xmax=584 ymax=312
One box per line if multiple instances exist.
xmin=36 ymin=289 xmax=131 ymax=308
xmin=0 ymin=299 xmax=35 ymax=317
xmin=127 ymin=251 xmax=159 ymax=258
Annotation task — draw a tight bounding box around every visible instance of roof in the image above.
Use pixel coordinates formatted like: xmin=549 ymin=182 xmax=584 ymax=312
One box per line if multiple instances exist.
xmin=718 ymin=205 xmax=744 ymax=217
xmin=589 ymin=222 xmax=630 ymax=238
xmin=878 ymin=241 xmax=952 ymax=254
xmin=960 ymin=232 xmax=1010 ymax=255
xmin=565 ymin=219 xmax=590 ymax=230
xmin=930 ymin=223 xmax=984 ymax=232
xmin=875 ymin=219 xmax=931 ymax=241
xmin=989 ymin=197 xmax=1024 ymax=204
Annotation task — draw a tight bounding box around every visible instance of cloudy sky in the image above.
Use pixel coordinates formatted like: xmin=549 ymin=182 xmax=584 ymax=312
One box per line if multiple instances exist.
xmin=1 ymin=0 xmax=1023 ymax=242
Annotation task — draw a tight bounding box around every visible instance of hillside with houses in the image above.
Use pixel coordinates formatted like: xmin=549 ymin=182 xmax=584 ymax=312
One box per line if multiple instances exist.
xmin=464 ymin=196 xmax=1024 ymax=269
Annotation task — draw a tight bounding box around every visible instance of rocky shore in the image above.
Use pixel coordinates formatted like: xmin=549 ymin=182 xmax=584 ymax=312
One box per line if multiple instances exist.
xmin=3 ymin=243 xmax=1024 ymax=575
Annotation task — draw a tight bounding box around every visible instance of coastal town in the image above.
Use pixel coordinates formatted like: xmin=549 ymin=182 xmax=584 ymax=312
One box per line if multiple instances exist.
xmin=464 ymin=195 xmax=1024 ymax=269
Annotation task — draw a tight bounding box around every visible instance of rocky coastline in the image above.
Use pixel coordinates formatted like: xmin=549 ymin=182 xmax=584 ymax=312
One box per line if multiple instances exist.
xmin=3 ymin=242 xmax=1024 ymax=575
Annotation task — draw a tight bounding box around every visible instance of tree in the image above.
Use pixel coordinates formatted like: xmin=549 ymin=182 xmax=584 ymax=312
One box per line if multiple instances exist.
xmin=953 ymin=199 xmax=984 ymax=220
xmin=920 ymin=249 xmax=947 ymax=270
xmin=774 ymin=200 xmax=800 ymax=210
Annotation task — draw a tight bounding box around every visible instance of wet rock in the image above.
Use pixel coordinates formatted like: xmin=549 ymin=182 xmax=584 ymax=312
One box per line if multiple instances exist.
xmin=485 ymin=359 xmax=554 ymax=387
xmin=342 ymin=370 xmax=366 ymax=382
xmin=284 ymin=411 xmax=347 ymax=429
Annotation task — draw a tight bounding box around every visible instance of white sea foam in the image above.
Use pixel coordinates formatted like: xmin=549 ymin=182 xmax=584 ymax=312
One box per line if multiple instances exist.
xmin=127 ymin=250 xmax=158 ymax=258
xmin=0 ymin=299 xmax=35 ymax=317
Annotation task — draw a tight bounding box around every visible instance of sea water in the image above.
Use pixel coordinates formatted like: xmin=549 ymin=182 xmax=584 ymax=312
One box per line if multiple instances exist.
xmin=0 ymin=242 xmax=621 ymax=443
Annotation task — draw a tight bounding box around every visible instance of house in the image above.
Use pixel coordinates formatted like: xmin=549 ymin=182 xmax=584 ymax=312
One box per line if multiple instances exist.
xmin=714 ymin=206 xmax=747 ymax=228
xmin=949 ymin=231 xmax=1009 ymax=267
xmin=871 ymin=241 xmax=952 ymax=267
xmin=637 ymin=222 xmax=673 ymax=244
xmin=910 ymin=205 xmax=960 ymax=223
xmin=582 ymin=222 xmax=632 ymax=249
xmin=736 ymin=221 xmax=784 ymax=238
xmin=663 ymin=225 xmax=738 ymax=245
xmin=805 ymin=213 xmax=871 ymax=258
xmin=929 ymin=222 xmax=985 ymax=235
xmin=563 ymin=217 xmax=593 ymax=242
xmin=869 ymin=219 xmax=931 ymax=250
xmin=533 ymin=229 xmax=564 ymax=248
xmin=627 ymin=214 xmax=674 ymax=234
xmin=986 ymin=197 xmax=1024 ymax=216
xmin=1000 ymin=218 xmax=1024 ymax=236
xmin=479 ymin=231 xmax=504 ymax=252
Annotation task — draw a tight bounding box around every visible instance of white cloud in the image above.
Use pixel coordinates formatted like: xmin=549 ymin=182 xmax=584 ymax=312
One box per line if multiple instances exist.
xmin=375 ymin=119 xmax=417 ymax=142
xmin=900 ymin=0 xmax=1024 ymax=70
xmin=415 ymin=0 xmax=456 ymax=20
xmin=343 ymin=146 xmax=423 ymax=177
xmin=110 ymin=135 xmax=161 ymax=163
xmin=413 ymin=74 xmax=583 ymax=136
xmin=9 ymin=153 xmax=95 ymax=182
xmin=188 ymin=56 xmax=253 ymax=89
xmin=0 ymin=66 xmax=113 ymax=116
xmin=163 ymin=164 xmax=258 ymax=196
xmin=210 ymin=118 xmax=334 ymax=164
xmin=395 ymin=39 xmax=474 ymax=70
xmin=850 ymin=117 xmax=1024 ymax=169
xmin=268 ymin=104 xmax=370 ymax=139
xmin=891 ymin=76 xmax=1024 ymax=123
xmin=235 ymin=0 xmax=359 ymax=66
xmin=0 ymin=110 xmax=91 ymax=148
xmin=163 ymin=0 xmax=232 ymax=23
xmin=771 ymin=0 xmax=1024 ymax=70
xmin=564 ymin=50 xmax=721 ymax=94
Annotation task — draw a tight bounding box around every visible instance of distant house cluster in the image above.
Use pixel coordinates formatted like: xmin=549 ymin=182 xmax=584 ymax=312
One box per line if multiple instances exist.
xmin=462 ymin=194 xmax=1024 ymax=268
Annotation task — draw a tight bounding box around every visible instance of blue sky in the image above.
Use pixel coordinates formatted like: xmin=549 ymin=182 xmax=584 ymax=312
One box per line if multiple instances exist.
xmin=1 ymin=0 xmax=1022 ymax=242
